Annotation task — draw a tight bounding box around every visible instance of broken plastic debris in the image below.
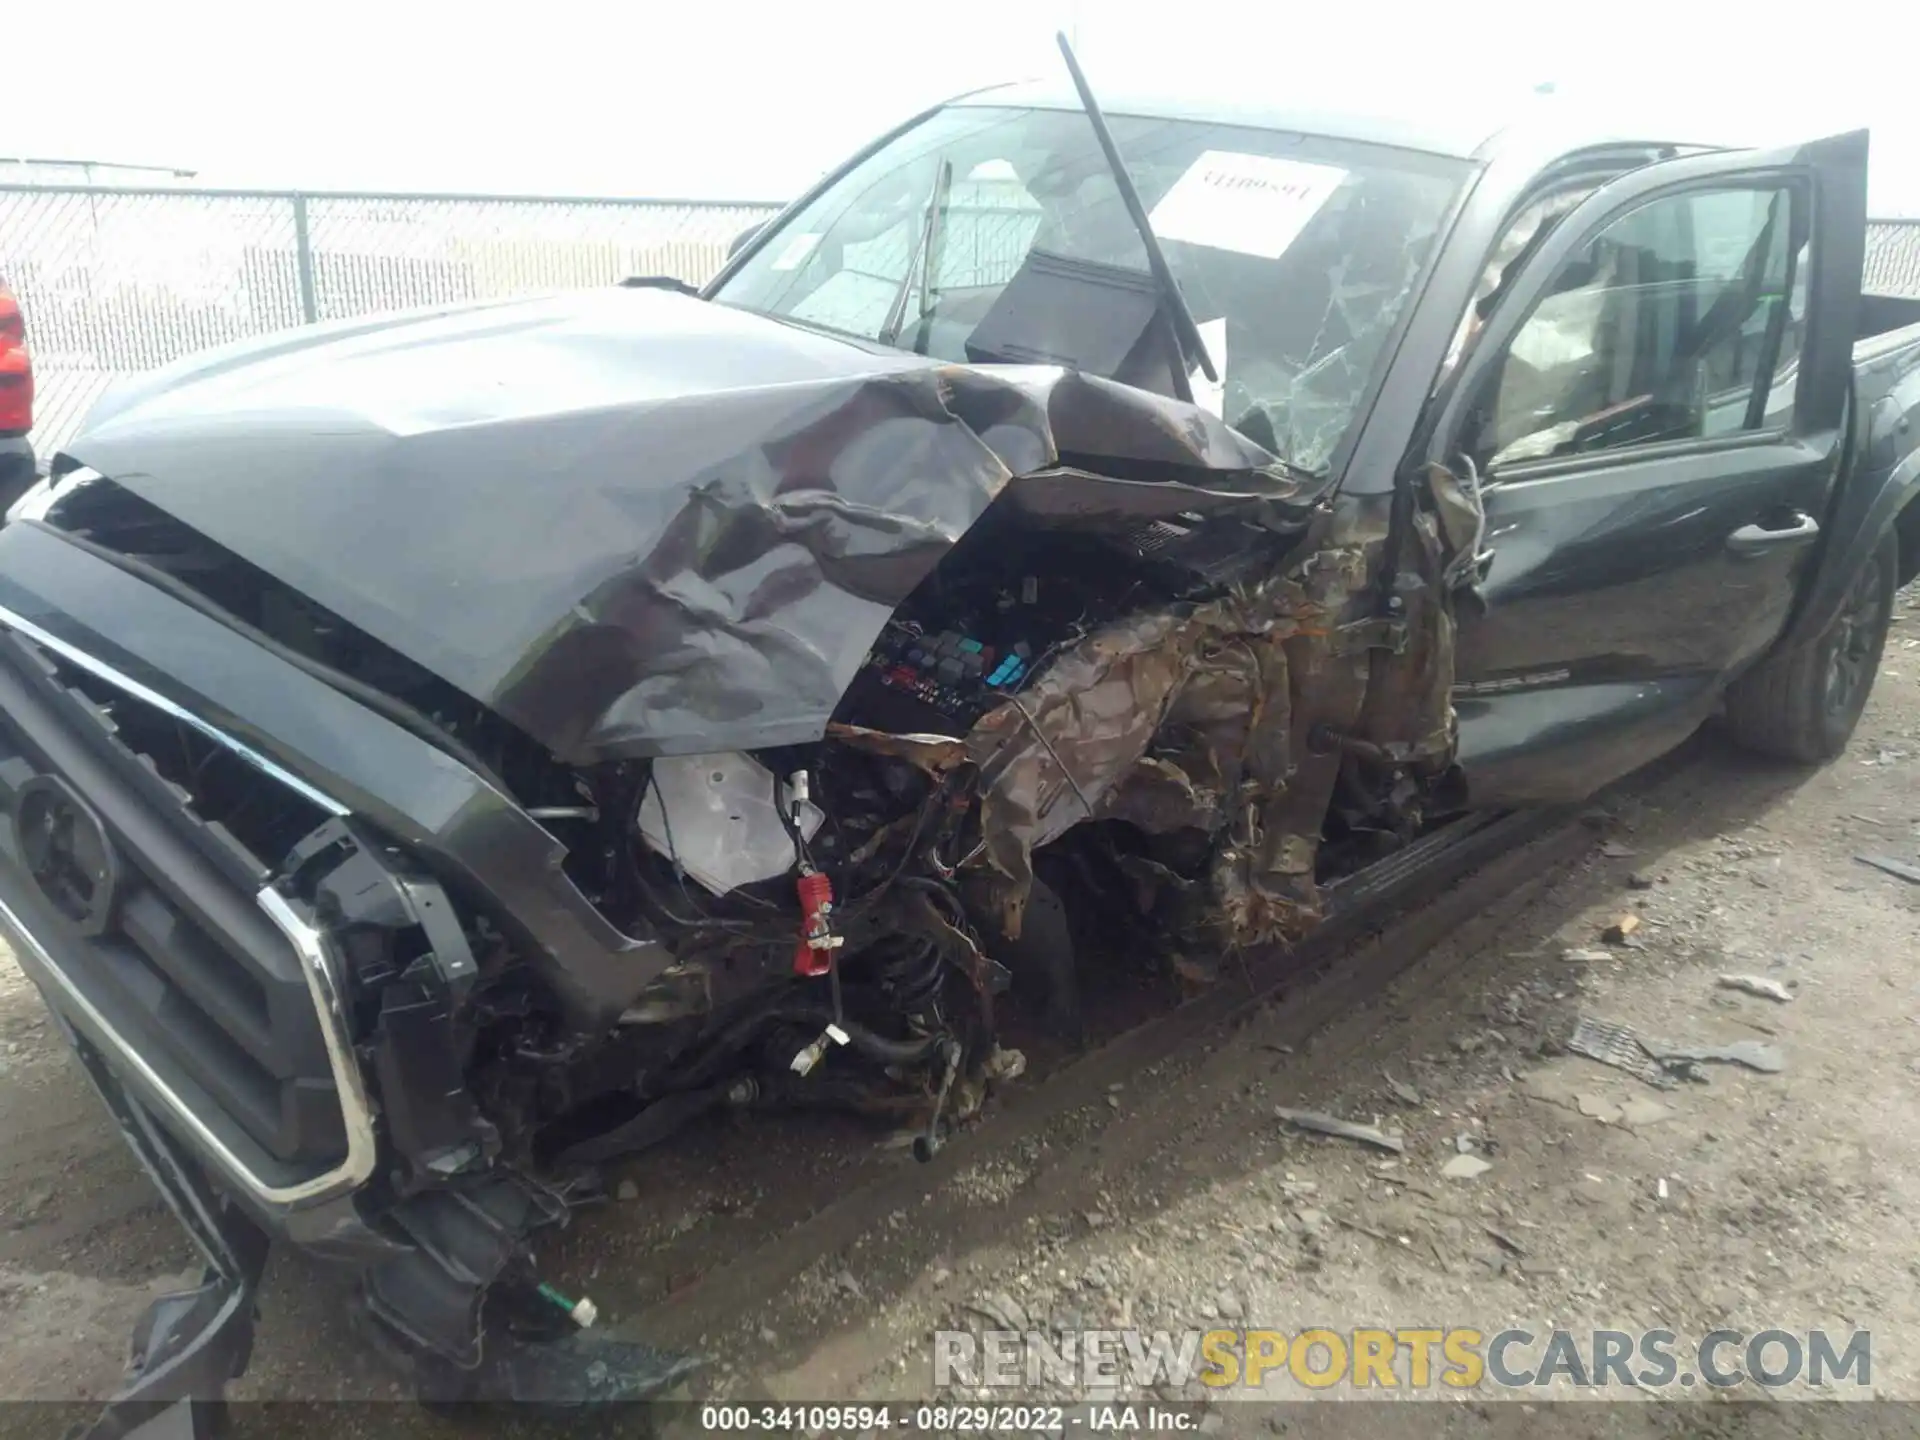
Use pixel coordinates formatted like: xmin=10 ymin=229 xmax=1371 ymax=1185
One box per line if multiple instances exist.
xmin=1601 ymin=914 xmax=1641 ymax=944
xmin=1856 ymin=853 xmax=1920 ymax=885
xmin=1567 ymin=1015 xmax=1675 ymax=1088
xmin=1653 ymin=1039 xmax=1785 ymax=1074
xmin=1382 ymin=1070 xmax=1421 ymax=1106
xmin=1274 ymin=1107 xmax=1405 ymax=1154
xmin=1570 ymin=1013 xmax=1786 ymax=1083
xmin=1440 ymin=1154 xmax=1492 ymax=1180
xmin=1717 ymin=974 xmax=1794 ymax=1003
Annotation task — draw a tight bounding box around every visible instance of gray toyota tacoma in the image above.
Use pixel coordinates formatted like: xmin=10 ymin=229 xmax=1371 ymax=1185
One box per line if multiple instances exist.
xmin=3 ymin=43 xmax=1919 ymax=1435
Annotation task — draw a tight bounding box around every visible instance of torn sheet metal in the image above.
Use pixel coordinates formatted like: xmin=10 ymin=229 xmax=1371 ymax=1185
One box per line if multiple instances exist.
xmin=64 ymin=287 xmax=1323 ymax=764
xmin=959 ymin=478 xmax=1463 ymax=947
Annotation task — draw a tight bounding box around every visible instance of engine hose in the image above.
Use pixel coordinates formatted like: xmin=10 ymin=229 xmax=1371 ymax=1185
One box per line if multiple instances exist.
xmin=764 ymin=1006 xmax=944 ymax=1067
xmin=667 ymin=996 xmax=946 ymax=1092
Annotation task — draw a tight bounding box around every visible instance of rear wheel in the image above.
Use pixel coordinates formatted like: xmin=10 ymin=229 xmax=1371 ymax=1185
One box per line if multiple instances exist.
xmin=1724 ymin=529 xmax=1897 ymax=762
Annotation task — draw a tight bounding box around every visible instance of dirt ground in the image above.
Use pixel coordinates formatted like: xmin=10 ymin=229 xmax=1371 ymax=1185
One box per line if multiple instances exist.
xmin=7 ymin=595 xmax=1920 ymax=1436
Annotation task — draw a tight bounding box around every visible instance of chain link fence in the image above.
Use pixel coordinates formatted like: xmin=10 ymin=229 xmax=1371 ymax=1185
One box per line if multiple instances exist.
xmin=0 ymin=184 xmax=783 ymax=456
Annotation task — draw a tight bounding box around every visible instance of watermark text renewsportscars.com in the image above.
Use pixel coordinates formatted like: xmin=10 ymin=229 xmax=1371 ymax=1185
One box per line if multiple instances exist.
xmin=934 ymin=1327 xmax=1872 ymax=1392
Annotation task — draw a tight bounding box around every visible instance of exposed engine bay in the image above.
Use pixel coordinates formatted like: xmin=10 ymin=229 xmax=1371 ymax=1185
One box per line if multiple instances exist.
xmin=31 ymin=453 xmax=1467 ymax=1185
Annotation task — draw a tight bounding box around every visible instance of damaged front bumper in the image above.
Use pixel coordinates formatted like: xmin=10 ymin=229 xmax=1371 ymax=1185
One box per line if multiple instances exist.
xmin=0 ymin=602 xmax=700 ymax=1428
xmin=0 ymin=787 xmax=329 ymax=1435
xmin=27 ymin=1010 xmax=269 ymax=1440
xmin=1 ymin=826 xmax=701 ymax=1434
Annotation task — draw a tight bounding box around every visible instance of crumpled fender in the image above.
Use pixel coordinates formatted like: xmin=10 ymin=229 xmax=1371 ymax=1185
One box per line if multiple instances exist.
xmin=62 ymin=287 xmax=1325 ymax=764
xmin=956 ymin=469 xmax=1469 ymax=947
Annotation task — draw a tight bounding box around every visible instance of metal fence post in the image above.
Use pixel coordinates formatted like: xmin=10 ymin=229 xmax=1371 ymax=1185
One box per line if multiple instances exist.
xmin=291 ymin=193 xmax=318 ymax=323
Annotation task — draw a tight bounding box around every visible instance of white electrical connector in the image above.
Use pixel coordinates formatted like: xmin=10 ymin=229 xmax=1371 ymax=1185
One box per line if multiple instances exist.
xmin=537 ymin=1281 xmax=599 ymax=1328
xmin=789 ymin=1023 xmax=850 ymax=1076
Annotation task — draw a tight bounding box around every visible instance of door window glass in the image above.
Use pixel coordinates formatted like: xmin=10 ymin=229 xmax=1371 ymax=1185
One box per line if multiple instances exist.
xmin=1759 ymin=239 xmax=1810 ymax=430
xmin=1467 ymin=186 xmax=1799 ymax=470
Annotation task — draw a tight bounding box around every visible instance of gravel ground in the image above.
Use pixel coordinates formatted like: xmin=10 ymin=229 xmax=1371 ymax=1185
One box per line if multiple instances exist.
xmin=6 ymin=594 xmax=1920 ymax=1436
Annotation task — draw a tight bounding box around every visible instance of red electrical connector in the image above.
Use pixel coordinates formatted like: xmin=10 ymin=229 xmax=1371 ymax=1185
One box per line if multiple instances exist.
xmin=793 ymin=870 xmax=838 ymax=976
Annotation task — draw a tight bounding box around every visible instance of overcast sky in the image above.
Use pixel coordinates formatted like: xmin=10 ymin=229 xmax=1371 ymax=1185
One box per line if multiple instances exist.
xmin=12 ymin=1 xmax=1920 ymax=214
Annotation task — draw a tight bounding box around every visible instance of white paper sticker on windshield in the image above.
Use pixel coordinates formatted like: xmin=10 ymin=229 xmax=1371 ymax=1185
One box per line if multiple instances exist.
xmin=1149 ymin=152 xmax=1347 ymax=260
xmin=770 ymin=232 xmax=822 ymax=271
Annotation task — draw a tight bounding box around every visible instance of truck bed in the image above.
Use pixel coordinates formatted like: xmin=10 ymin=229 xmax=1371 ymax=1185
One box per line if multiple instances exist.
xmin=1857 ymin=292 xmax=1920 ymax=350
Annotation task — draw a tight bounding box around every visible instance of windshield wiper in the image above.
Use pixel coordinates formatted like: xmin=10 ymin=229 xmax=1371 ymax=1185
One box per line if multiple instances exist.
xmin=1054 ymin=30 xmax=1216 ymax=403
xmin=878 ymin=158 xmax=952 ymax=351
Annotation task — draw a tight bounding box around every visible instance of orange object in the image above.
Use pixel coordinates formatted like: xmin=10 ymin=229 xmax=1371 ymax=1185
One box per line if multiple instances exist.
xmin=0 ymin=285 xmax=31 ymax=435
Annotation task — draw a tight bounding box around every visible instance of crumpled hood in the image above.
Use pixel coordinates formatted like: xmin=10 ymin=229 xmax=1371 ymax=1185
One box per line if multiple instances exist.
xmin=65 ymin=285 xmax=1323 ymax=761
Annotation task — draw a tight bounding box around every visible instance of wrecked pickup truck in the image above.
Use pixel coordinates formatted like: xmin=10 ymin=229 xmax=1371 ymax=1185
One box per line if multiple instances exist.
xmin=5 ymin=42 xmax=1920 ymax=1434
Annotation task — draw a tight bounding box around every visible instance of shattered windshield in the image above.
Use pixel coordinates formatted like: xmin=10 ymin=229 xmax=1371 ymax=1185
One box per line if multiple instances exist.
xmin=714 ymin=105 xmax=1467 ymax=474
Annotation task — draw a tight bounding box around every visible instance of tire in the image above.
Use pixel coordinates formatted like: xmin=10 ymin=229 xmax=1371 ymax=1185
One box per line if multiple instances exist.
xmin=1724 ymin=528 xmax=1897 ymax=762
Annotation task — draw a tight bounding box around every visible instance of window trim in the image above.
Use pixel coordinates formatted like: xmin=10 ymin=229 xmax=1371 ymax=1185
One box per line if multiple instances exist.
xmin=1464 ymin=173 xmax=1812 ymax=480
xmin=1430 ymin=148 xmax=1669 ymax=396
xmin=1478 ymin=423 xmax=1792 ymax=488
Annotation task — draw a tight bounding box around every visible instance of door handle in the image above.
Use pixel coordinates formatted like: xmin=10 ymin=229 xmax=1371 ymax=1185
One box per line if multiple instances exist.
xmin=1727 ymin=512 xmax=1820 ymax=557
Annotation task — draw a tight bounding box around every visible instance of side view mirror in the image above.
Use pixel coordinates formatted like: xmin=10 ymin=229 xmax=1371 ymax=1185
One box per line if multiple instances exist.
xmin=727 ymin=223 xmax=766 ymax=262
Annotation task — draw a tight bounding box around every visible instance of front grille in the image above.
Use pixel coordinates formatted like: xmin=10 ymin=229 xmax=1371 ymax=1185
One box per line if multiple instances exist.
xmin=0 ymin=630 xmax=346 ymax=1172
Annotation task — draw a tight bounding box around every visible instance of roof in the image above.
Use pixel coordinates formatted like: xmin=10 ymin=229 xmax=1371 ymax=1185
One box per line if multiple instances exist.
xmin=1866 ymin=220 xmax=1920 ymax=298
xmin=950 ymin=78 xmax=1516 ymax=161
xmin=948 ymin=79 xmax=1737 ymax=165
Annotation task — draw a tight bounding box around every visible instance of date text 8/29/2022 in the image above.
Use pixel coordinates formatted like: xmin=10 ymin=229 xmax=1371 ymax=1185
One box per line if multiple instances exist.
xmin=698 ymin=1403 xmax=1201 ymax=1432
